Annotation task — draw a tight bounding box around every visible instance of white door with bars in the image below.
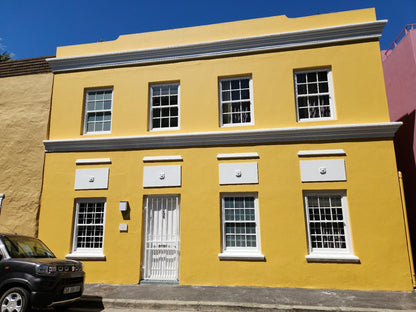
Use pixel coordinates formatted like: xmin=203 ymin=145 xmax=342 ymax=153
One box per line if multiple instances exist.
xmin=142 ymin=195 xmax=180 ymax=282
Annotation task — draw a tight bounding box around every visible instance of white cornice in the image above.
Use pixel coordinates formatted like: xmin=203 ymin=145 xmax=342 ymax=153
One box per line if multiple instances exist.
xmin=75 ymin=158 xmax=111 ymax=164
xmin=46 ymin=20 xmax=386 ymax=73
xmin=298 ymin=149 xmax=346 ymax=157
xmin=143 ymin=156 xmax=183 ymax=162
xmin=43 ymin=122 xmax=401 ymax=153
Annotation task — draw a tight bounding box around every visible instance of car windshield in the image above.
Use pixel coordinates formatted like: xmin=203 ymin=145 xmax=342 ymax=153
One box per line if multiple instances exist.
xmin=2 ymin=236 xmax=55 ymax=258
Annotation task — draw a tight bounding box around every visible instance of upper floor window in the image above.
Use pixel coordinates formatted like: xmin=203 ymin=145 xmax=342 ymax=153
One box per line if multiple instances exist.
xmin=83 ymin=89 xmax=113 ymax=134
xmin=294 ymin=69 xmax=335 ymax=121
xmin=149 ymin=83 xmax=179 ymax=130
xmin=219 ymin=76 xmax=253 ymax=127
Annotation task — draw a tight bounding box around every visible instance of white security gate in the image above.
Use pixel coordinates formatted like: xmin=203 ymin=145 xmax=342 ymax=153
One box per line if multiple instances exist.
xmin=142 ymin=195 xmax=180 ymax=282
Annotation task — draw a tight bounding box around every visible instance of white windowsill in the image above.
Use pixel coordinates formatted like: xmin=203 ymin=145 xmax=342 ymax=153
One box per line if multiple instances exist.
xmin=218 ymin=252 xmax=265 ymax=261
xmin=66 ymin=252 xmax=106 ymax=260
xmin=306 ymin=253 xmax=360 ymax=263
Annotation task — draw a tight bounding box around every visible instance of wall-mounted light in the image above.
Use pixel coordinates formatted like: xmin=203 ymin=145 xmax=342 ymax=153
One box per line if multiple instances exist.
xmin=119 ymin=201 xmax=129 ymax=212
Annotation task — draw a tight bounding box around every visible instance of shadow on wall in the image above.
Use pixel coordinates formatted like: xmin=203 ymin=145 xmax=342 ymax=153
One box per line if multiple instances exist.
xmin=394 ymin=110 xmax=416 ymax=267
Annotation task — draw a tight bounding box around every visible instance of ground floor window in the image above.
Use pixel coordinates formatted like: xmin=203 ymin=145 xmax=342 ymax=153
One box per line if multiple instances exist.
xmin=303 ymin=191 xmax=358 ymax=262
xmin=218 ymin=193 xmax=264 ymax=260
xmin=67 ymin=198 xmax=106 ymax=260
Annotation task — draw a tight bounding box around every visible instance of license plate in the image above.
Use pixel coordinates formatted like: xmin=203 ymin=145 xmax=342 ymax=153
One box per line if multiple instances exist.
xmin=63 ymin=285 xmax=81 ymax=294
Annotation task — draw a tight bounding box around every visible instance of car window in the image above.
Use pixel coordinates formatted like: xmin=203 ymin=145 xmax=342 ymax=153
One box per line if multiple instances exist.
xmin=2 ymin=236 xmax=55 ymax=258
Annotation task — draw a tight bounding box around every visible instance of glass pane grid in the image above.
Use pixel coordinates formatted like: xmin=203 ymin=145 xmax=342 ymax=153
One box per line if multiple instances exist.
xmin=76 ymin=201 xmax=105 ymax=249
xmin=220 ymin=78 xmax=252 ymax=125
xmin=307 ymin=195 xmax=347 ymax=250
xmin=223 ymin=196 xmax=257 ymax=248
xmin=295 ymin=71 xmax=332 ymax=120
xmin=151 ymin=84 xmax=179 ymax=129
xmin=85 ymin=90 xmax=112 ymax=133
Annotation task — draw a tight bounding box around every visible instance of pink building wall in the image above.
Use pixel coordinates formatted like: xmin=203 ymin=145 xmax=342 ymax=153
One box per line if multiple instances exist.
xmin=382 ymin=26 xmax=416 ymax=261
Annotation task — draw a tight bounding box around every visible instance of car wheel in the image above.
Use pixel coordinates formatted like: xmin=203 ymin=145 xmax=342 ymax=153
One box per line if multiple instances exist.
xmin=0 ymin=287 xmax=30 ymax=312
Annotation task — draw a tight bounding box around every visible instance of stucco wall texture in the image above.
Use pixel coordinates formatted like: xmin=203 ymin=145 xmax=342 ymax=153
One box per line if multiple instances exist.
xmin=0 ymin=73 xmax=52 ymax=236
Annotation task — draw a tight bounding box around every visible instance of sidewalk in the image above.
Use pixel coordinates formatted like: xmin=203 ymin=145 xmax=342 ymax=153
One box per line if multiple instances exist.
xmin=72 ymin=283 xmax=416 ymax=312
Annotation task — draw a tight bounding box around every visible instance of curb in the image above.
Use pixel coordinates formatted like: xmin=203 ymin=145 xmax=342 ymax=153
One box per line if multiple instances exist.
xmin=75 ymin=296 xmax=415 ymax=312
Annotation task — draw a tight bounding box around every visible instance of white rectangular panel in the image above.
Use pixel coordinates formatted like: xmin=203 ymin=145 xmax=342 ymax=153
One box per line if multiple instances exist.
xmin=219 ymin=163 xmax=258 ymax=185
xmin=74 ymin=168 xmax=109 ymax=190
xmin=143 ymin=165 xmax=182 ymax=188
xmin=300 ymin=159 xmax=346 ymax=182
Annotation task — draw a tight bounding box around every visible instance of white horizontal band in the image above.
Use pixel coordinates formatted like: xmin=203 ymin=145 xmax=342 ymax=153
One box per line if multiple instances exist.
xmin=217 ymin=153 xmax=259 ymax=159
xmin=143 ymin=156 xmax=183 ymax=162
xmin=298 ymin=150 xmax=346 ymax=157
xmin=75 ymin=158 xmax=111 ymax=164
xmin=218 ymin=252 xmax=265 ymax=260
xmin=44 ymin=122 xmax=401 ymax=153
xmin=47 ymin=20 xmax=386 ymax=72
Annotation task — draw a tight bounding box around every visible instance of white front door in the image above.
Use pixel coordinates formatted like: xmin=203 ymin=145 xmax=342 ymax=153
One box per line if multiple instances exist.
xmin=142 ymin=195 xmax=180 ymax=282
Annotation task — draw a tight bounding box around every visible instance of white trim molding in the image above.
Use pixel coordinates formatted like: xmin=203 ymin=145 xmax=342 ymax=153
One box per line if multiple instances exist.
xmin=46 ymin=20 xmax=386 ymax=73
xmin=65 ymin=252 xmax=106 ymax=260
xmin=217 ymin=153 xmax=259 ymax=160
xmin=298 ymin=150 xmax=346 ymax=157
xmin=305 ymin=254 xmax=360 ymax=263
xmin=218 ymin=252 xmax=265 ymax=261
xmin=76 ymin=158 xmax=111 ymax=164
xmin=44 ymin=122 xmax=402 ymax=153
xmin=143 ymin=155 xmax=183 ymax=162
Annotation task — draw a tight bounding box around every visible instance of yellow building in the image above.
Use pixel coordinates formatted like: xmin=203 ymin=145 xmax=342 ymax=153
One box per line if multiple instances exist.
xmin=40 ymin=8 xmax=415 ymax=291
xmin=0 ymin=57 xmax=53 ymax=236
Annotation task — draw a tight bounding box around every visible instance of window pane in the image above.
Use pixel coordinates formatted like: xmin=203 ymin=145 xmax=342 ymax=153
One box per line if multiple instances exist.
xmin=240 ymin=79 xmax=249 ymax=89
xmin=307 ymin=72 xmax=317 ymax=82
xmin=222 ymin=195 xmax=258 ymax=251
xmin=220 ymin=78 xmax=252 ymax=125
xmin=297 ymin=85 xmax=307 ymax=95
xmin=104 ymin=100 xmax=112 ymax=110
xmin=85 ymin=89 xmax=112 ymax=133
xmin=161 ymin=118 xmax=169 ymax=127
xmin=222 ymin=81 xmax=230 ymax=90
xmin=171 ymin=117 xmax=178 ymax=127
xmin=231 ymin=80 xmax=239 ymax=89
xmin=153 ymin=118 xmax=160 ymax=128
xmin=306 ymin=194 xmax=347 ymax=251
xmin=232 ymin=90 xmax=240 ymax=100
xmin=150 ymin=84 xmax=179 ymax=129
xmin=295 ymin=70 xmax=332 ymax=120
xmin=296 ymin=73 xmax=306 ymax=83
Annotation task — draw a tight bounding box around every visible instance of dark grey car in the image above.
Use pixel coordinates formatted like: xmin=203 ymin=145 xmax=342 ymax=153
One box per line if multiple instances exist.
xmin=0 ymin=234 xmax=84 ymax=312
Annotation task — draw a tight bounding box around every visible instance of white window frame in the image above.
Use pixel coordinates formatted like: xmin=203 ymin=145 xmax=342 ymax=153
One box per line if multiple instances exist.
xmin=219 ymin=76 xmax=254 ymax=127
xmin=294 ymin=68 xmax=336 ymax=122
xmin=66 ymin=198 xmax=106 ymax=260
xmin=218 ymin=193 xmax=264 ymax=260
xmin=149 ymin=82 xmax=180 ymax=131
xmin=303 ymin=191 xmax=359 ymax=262
xmin=83 ymin=88 xmax=113 ymax=135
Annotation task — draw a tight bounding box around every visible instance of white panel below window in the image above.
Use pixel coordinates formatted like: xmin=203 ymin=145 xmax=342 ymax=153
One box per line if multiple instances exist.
xmin=300 ymin=159 xmax=346 ymax=182
xmin=74 ymin=168 xmax=109 ymax=190
xmin=219 ymin=163 xmax=258 ymax=185
xmin=143 ymin=165 xmax=182 ymax=188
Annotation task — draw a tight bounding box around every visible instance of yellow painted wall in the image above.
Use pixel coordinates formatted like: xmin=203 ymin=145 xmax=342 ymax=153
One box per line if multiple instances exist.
xmin=48 ymin=41 xmax=390 ymax=140
xmin=55 ymin=9 xmax=376 ymax=57
xmin=0 ymin=73 xmax=52 ymax=236
xmin=39 ymin=140 xmax=413 ymax=290
xmin=39 ymin=8 xmax=413 ymax=291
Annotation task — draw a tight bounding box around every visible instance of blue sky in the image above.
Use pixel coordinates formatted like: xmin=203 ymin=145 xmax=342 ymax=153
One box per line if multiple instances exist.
xmin=0 ymin=0 xmax=415 ymax=59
